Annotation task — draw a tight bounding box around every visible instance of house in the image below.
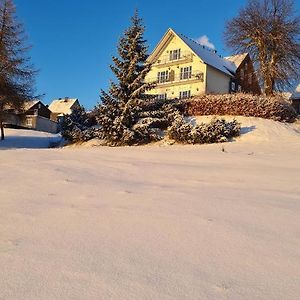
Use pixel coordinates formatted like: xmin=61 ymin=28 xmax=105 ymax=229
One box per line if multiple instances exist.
xmin=4 ymin=100 xmax=58 ymax=133
xmin=290 ymin=87 xmax=300 ymax=114
xmin=145 ymin=28 xmax=260 ymax=100
xmin=48 ymin=97 xmax=80 ymax=122
xmin=225 ymin=53 xmax=261 ymax=94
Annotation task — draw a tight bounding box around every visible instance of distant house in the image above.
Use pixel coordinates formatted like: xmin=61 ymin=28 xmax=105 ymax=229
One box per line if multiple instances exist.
xmin=225 ymin=53 xmax=261 ymax=94
xmin=290 ymin=89 xmax=300 ymax=114
xmin=49 ymin=97 xmax=80 ymax=122
xmin=145 ymin=28 xmax=260 ymax=100
xmin=4 ymin=100 xmax=58 ymax=133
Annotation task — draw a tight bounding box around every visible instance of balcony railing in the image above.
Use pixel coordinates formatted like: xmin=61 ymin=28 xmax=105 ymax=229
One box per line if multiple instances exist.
xmin=147 ymin=71 xmax=204 ymax=85
xmin=153 ymin=51 xmax=193 ymax=66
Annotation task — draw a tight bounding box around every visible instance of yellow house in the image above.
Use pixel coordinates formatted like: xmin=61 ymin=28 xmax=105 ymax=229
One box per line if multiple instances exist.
xmin=146 ymin=28 xmax=243 ymax=100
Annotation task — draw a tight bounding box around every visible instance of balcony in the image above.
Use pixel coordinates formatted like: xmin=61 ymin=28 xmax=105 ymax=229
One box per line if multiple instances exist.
xmin=153 ymin=51 xmax=193 ymax=67
xmin=147 ymin=71 xmax=204 ymax=86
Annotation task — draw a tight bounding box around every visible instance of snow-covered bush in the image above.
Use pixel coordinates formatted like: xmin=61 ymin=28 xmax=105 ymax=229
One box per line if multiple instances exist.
xmin=60 ymin=106 xmax=100 ymax=143
xmin=184 ymin=93 xmax=297 ymax=123
xmin=167 ymin=112 xmax=241 ymax=144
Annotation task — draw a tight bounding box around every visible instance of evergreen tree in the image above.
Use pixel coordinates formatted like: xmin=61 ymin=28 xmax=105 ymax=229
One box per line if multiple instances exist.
xmin=95 ymin=11 xmax=157 ymax=146
xmin=60 ymin=106 xmax=99 ymax=143
xmin=0 ymin=0 xmax=36 ymax=140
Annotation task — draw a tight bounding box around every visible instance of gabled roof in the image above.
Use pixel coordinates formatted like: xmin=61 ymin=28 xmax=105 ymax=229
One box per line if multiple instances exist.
xmin=224 ymin=53 xmax=248 ymax=69
xmin=149 ymin=28 xmax=237 ymax=77
xmin=49 ymin=98 xmax=79 ymax=115
xmin=22 ymin=100 xmax=40 ymax=111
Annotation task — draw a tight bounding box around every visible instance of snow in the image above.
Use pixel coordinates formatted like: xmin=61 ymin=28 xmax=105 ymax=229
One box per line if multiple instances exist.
xmin=0 ymin=117 xmax=300 ymax=299
xmin=0 ymin=128 xmax=62 ymax=149
xmin=177 ymin=30 xmax=236 ymax=76
xmin=48 ymin=98 xmax=79 ymax=115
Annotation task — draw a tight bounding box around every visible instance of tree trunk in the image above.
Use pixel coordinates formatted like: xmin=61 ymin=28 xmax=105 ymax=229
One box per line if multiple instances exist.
xmin=0 ymin=120 xmax=4 ymax=140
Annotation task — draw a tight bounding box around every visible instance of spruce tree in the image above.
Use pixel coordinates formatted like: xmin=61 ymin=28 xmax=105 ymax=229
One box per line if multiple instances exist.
xmin=0 ymin=0 xmax=36 ymax=140
xmin=95 ymin=11 xmax=157 ymax=146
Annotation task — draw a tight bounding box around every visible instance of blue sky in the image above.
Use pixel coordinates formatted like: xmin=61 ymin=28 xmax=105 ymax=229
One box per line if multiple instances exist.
xmin=14 ymin=0 xmax=300 ymax=109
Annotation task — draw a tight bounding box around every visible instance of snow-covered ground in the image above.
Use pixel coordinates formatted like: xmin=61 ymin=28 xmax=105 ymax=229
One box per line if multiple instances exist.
xmin=0 ymin=128 xmax=61 ymax=149
xmin=0 ymin=118 xmax=300 ymax=299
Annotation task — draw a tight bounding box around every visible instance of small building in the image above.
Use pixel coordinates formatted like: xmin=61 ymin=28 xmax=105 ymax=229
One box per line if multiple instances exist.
xmin=225 ymin=53 xmax=261 ymax=94
xmin=145 ymin=28 xmax=260 ymax=100
xmin=290 ymin=90 xmax=300 ymax=114
xmin=4 ymin=100 xmax=58 ymax=133
xmin=49 ymin=97 xmax=80 ymax=122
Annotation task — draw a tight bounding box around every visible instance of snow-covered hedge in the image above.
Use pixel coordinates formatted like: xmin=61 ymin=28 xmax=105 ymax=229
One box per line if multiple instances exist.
xmin=183 ymin=93 xmax=297 ymax=123
xmin=167 ymin=113 xmax=241 ymax=144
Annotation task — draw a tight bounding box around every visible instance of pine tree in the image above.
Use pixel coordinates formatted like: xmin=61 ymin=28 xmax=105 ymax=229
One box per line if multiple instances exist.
xmin=95 ymin=11 xmax=157 ymax=146
xmin=60 ymin=106 xmax=99 ymax=143
xmin=0 ymin=0 xmax=36 ymax=140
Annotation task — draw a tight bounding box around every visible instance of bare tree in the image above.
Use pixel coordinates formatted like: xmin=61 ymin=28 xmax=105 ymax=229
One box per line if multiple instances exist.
xmin=0 ymin=0 xmax=36 ymax=140
xmin=225 ymin=0 xmax=300 ymax=96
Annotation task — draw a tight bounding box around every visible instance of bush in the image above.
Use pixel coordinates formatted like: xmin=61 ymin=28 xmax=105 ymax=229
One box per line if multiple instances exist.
xmin=60 ymin=106 xmax=101 ymax=143
xmin=184 ymin=93 xmax=297 ymax=123
xmin=167 ymin=112 xmax=241 ymax=144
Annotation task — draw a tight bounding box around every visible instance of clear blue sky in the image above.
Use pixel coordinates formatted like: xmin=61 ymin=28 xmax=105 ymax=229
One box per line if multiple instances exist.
xmin=14 ymin=0 xmax=300 ymax=109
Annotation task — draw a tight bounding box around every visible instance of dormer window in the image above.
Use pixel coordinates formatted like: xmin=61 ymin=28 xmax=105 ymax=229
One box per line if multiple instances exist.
xmin=169 ymin=49 xmax=181 ymax=61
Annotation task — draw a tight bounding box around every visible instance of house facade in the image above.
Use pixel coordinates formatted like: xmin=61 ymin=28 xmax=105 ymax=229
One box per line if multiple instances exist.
xmin=145 ymin=28 xmax=260 ymax=100
xmin=225 ymin=53 xmax=261 ymax=94
xmin=4 ymin=100 xmax=58 ymax=133
xmin=290 ymin=90 xmax=300 ymax=114
xmin=48 ymin=97 xmax=80 ymax=122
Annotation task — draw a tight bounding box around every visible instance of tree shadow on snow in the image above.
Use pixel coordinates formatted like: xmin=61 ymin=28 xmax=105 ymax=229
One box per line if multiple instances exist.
xmin=240 ymin=125 xmax=256 ymax=135
xmin=0 ymin=135 xmax=62 ymax=149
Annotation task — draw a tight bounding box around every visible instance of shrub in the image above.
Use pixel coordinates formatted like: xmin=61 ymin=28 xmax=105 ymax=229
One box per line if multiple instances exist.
xmin=184 ymin=93 xmax=297 ymax=123
xmin=60 ymin=106 xmax=100 ymax=143
xmin=167 ymin=112 xmax=241 ymax=144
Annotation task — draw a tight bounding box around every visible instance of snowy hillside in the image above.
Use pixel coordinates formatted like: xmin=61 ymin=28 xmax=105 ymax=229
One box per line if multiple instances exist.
xmin=0 ymin=117 xmax=299 ymax=299
xmin=0 ymin=128 xmax=62 ymax=149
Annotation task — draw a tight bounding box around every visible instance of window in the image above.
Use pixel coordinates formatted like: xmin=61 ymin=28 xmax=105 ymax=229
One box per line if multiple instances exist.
xmin=157 ymin=71 xmax=169 ymax=83
xmin=244 ymin=63 xmax=248 ymax=71
xmin=238 ymin=85 xmax=242 ymax=92
xmin=26 ymin=118 xmax=32 ymax=127
xmin=248 ymin=74 xmax=252 ymax=85
xmin=240 ymin=69 xmax=244 ymax=80
xmin=231 ymin=82 xmax=236 ymax=91
xmin=179 ymin=90 xmax=191 ymax=99
xmin=169 ymin=49 xmax=181 ymax=61
xmin=180 ymin=66 xmax=192 ymax=80
xmin=156 ymin=93 xmax=167 ymax=100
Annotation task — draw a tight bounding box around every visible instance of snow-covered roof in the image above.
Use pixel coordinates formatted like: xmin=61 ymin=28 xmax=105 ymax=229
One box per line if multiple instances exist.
xmin=176 ymin=31 xmax=236 ymax=76
xmin=290 ymin=84 xmax=300 ymax=99
xmin=224 ymin=53 xmax=248 ymax=69
xmin=49 ymin=98 xmax=79 ymax=114
xmin=22 ymin=100 xmax=40 ymax=111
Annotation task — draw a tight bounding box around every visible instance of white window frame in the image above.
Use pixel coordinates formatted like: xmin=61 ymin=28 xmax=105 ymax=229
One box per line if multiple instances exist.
xmin=231 ymin=82 xmax=236 ymax=91
xmin=179 ymin=90 xmax=191 ymax=99
xmin=157 ymin=71 xmax=169 ymax=83
xmin=169 ymin=49 xmax=181 ymax=61
xmin=180 ymin=66 xmax=192 ymax=80
xmin=26 ymin=118 xmax=33 ymax=127
xmin=156 ymin=93 xmax=167 ymax=100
